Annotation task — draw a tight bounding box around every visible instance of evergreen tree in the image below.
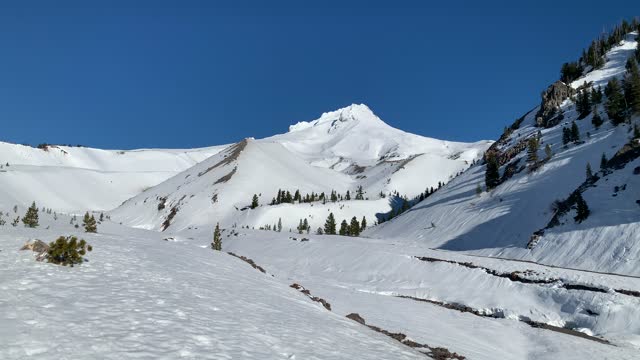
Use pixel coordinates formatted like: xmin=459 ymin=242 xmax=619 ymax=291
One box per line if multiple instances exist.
xmin=22 ymin=201 xmax=39 ymax=228
xmin=251 ymin=194 xmax=259 ymax=209
xmin=475 ymin=183 xmax=482 ymax=196
xmin=634 ymin=123 xmax=640 ymax=139
xmin=82 ymin=212 xmax=97 ymax=233
xmin=591 ymin=108 xmax=603 ymax=129
xmin=624 ymin=59 xmax=640 ymax=115
xmin=302 ymin=218 xmax=309 ymax=234
xmin=570 ymin=121 xmax=580 ymax=142
xmin=591 ymin=87 xmax=603 ymax=104
xmin=562 ymin=127 xmax=571 ymax=145
xmin=330 ymin=191 xmax=338 ymax=202
xmin=339 ymin=220 xmax=349 ymax=236
xmin=316 ymin=227 xmax=323 ymax=235
xmin=586 ymin=163 xmax=593 ymax=179
xmin=605 ymin=78 xmax=626 ymax=125
xmin=349 ymin=216 xmax=360 ymax=236
xmin=324 ymin=213 xmax=336 ymax=235
xmin=576 ymin=89 xmax=592 ymax=119
xmin=297 ymin=219 xmax=304 ymax=234
xmin=484 ymin=153 xmax=500 ymax=190
xmin=211 ymin=223 xmax=222 ymax=251
xmin=600 ymin=153 xmax=608 ymax=169
xmin=355 ymin=186 xmax=364 ymax=200
xmin=345 ymin=190 xmax=351 ymax=200
xmin=560 ymin=62 xmax=583 ymax=83
xmin=526 ymin=137 xmax=539 ymax=164
xmin=360 ymin=216 xmax=367 ymax=232
xmin=574 ymin=192 xmax=590 ymax=223
xmin=277 ymin=217 xmax=282 ymax=232
xmin=99 ymin=213 xmax=104 ymax=222
xmin=293 ymin=190 xmax=301 ymax=202
xmin=544 ymin=144 xmax=553 ymax=160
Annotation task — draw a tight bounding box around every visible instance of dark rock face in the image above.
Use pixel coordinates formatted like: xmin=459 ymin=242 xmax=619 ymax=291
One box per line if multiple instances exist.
xmin=346 ymin=313 xmax=366 ymax=325
xmin=535 ymin=81 xmax=574 ymax=128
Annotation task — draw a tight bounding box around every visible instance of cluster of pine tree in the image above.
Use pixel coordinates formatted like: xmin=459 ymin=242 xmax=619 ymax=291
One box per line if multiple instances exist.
xmin=82 ymin=212 xmax=97 ymax=233
xmin=562 ymin=122 xmax=581 ymax=145
xmin=296 ymin=218 xmax=310 ymax=234
xmin=270 ymin=186 xmax=366 ymax=206
xmin=47 ymin=236 xmax=92 ymax=266
xmin=562 ymin=18 xmax=639 ymax=83
xmin=322 ymin=213 xmax=366 ymax=236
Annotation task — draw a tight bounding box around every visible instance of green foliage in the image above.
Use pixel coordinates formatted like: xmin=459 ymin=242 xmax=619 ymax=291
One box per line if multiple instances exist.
xmin=574 ymin=192 xmax=590 ymax=223
xmin=560 ymin=62 xmax=583 ymax=83
xmin=570 ymin=121 xmax=580 ymax=141
xmin=605 ymin=78 xmax=627 ymax=125
xmin=575 ymin=89 xmax=592 ymax=119
xmin=544 ymin=144 xmax=553 ymax=160
xmin=349 ymin=216 xmax=360 ymax=236
xmin=475 ymin=183 xmax=482 ymax=196
xmin=624 ymin=59 xmax=640 ymax=115
xmin=324 ymin=213 xmax=336 ymax=235
xmin=586 ymin=162 xmax=593 ymax=179
xmin=600 ymin=152 xmax=608 ymax=169
xmin=526 ymin=137 xmax=539 ymax=164
xmin=82 ymin=212 xmax=97 ymax=233
xmin=22 ymin=202 xmax=39 ymax=228
xmin=47 ymin=236 xmax=92 ymax=266
xmin=590 ymin=87 xmax=603 ymax=104
xmin=360 ymin=216 xmax=367 ymax=232
xmin=338 ymin=220 xmax=349 ymax=236
xmin=211 ymin=223 xmax=222 ymax=251
xmin=591 ymin=108 xmax=603 ymax=129
xmin=484 ymin=153 xmax=500 ymax=190
xmin=250 ymin=194 xmax=259 ymax=209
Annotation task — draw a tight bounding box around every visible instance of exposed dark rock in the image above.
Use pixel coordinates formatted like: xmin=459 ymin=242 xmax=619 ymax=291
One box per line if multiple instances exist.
xmin=346 ymin=313 xmax=366 ymax=325
xmin=535 ymin=81 xmax=574 ymax=128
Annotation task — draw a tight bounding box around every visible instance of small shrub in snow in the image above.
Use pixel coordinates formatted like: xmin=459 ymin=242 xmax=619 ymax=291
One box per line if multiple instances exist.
xmin=47 ymin=236 xmax=92 ymax=266
xmin=22 ymin=202 xmax=39 ymax=228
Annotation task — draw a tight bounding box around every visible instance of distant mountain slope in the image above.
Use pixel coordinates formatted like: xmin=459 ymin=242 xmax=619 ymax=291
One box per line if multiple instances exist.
xmin=0 ymin=142 xmax=225 ymax=213
xmin=369 ymin=32 xmax=640 ymax=275
xmin=111 ymin=105 xmax=491 ymax=232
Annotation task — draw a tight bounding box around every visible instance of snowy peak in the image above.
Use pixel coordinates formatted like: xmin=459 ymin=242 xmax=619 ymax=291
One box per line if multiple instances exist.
xmin=288 ymin=104 xmax=384 ymax=133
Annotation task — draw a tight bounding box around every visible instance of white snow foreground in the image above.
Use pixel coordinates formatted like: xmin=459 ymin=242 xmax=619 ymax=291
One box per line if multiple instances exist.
xmin=370 ymin=32 xmax=640 ymax=276
xmin=0 ymin=219 xmax=424 ymax=359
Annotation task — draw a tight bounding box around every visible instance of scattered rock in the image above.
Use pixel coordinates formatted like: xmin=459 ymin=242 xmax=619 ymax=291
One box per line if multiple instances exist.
xmin=20 ymin=239 xmax=49 ymax=253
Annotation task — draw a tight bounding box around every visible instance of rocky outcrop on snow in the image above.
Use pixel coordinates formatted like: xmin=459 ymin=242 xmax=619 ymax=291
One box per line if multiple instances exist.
xmin=535 ymin=81 xmax=574 ymax=127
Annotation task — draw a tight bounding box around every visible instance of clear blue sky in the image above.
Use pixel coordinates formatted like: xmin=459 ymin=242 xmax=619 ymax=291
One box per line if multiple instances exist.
xmin=0 ymin=1 xmax=638 ymax=149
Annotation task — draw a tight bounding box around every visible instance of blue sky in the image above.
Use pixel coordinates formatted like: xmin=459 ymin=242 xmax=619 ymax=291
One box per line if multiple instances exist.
xmin=0 ymin=1 xmax=638 ymax=149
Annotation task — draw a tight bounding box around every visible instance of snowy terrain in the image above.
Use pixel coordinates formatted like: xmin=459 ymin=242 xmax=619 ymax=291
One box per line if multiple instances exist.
xmin=370 ymin=32 xmax=640 ymax=276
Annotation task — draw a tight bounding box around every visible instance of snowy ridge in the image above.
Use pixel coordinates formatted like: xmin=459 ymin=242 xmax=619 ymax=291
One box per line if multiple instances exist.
xmin=369 ymin=31 xmax=640 ymax=276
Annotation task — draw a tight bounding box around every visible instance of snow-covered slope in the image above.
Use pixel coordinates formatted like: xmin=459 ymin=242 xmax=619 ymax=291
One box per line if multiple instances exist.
xmin=0 ymin=142 xmax=225 ymax=213
xmin=111 ymin=105 xmax=490 ymax=232
xmin=369 ymin=32 xmax=640 ymax=275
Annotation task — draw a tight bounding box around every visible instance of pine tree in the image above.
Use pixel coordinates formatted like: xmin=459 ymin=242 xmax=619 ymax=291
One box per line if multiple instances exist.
xmin=360 ymin=216 xmax=367 ymax=232
xmin=82 ymin=212 xmax=97 ymax=233
xmin=526 ymin=137 xmax=539 ymax=164
xmin=349 ymin=216 xmax=360 ymax=236
xmin=574 ymin=192 xmax=590 ymax=223
xmin=297 ymin=219 xmax=304 ymax=234
xmin=211 ymin=223 xmax=222 ymax=251
xmin=591 ymin=108 xmax=603 ymax=129
xmin=22 ymin=202 xmax=39 ymax=228
xmin=591 ymin=86 xmax=603 ymax=104
xmin=605 ymin=78 xmax=626 ymax=125
xmin=316 ymin=227 xmax=323 ymax=235
xmin=324 ymin=213 xmax=336 ymax=235
xmin=251 ymin=194 xmax=259 ymax=209
xmin=355 ymin=186 xmax=364 ymax=200
xmin=570 ymin=121 xmax=580 ymax=142
xmin=339 ymin=220 xmax=349 ymax=236
xmin=544 ymin=144 xmax=553 ymax=160
xmin=600 ymin=153 xmax=608 ymax=169
xmin=345 ymin=190 xmax=351 ymax=201
xmin=634 ymin=123 xmax=640 ymax=139
xmin=562 ymin=127 xmax=571 ymax=145
xmin=277 ymin=217 xmax=282 ymax=232
xmin=624 ymin=59 xmax=640 ymax=115
xmin=586 ymin=163 xmax=593 ymax=179
xmin=484 ymin=153 xmax=500 ymax=190
xmin=576 ymin=89 xmax=591 ymax=119
xmin=302 ymin=218 xmax=309 ymax=234
xmin=475 ymin=183 xmax=482 ymax=196
xmin=99 ymin=213 xmax=104 ymax=222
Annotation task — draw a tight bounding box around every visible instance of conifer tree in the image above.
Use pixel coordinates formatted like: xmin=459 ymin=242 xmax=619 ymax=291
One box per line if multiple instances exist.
xmin=605 ymin=78 xmax=626 ymax=125
xmin=211 ymin=223 xmax=222 ymax=251
xmin=349 ymin=216 xmax=360 ymax=236
xmin=99 ymin=213 xmax=104 ymax=222
xmin=302 ymin=218 xmax=309 ymax=234
xmin=624 ymin=59 xmax=640 ymax=115
xmin=591 ymin=108 xmax=603 ymax=129
xmin=562 ymin=127 xmax=571 ymax=145
xmin=251 ymin=194 xmax=259 ymax=209
xmin=475 ymin=183 xmax=482 ymax=196
xmin=355 ymin=186 xmax=364 ymax=200
xmin=634 ymin=123 xmax=640 ymax=139
xmin=591 ymin=87 xmax=603 ymax=104
xmin=316 ymin=227 xmax=323 ymax=235
xmin=324 ymin=213 xmax=336 ymax=235
xmin=82 ymin=212 xmax=97 ymax=233
xmin=345 ymin=190 xmax=351 ymax=201
xmin=22 ymin=202 xmax=39 ymax=228
xmin=339 ymin=220 xmax=349 ymax=236
xmin=277 ymin=217 xmax=282 ymax=232
xmin=544 ymin=144 xmax=553 ymax=160
xmin=484 ymin=153 xmax=500 ymax=190
xmin=600 ymin=153 xmax=608 ymax=169
xmin=527 ymin=137 xmax=539 ymax=164
xmin=360 ymin=216 xmax=367 ymax=232
xmin=574 ymin=192 xmax=590 ymax=223
xmin=576 ymin=89 xmax=592 ymax=119
xmin=570 ymin=121 xmax=580 ymax=142
xmin=586 ymin=163 xmax=593 ymax=179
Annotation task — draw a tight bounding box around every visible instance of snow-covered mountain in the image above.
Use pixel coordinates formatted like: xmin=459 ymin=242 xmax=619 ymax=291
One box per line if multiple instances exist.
xmin=110 ymin=104 xmax=490 ymax=232
xmin=369 ymin=31 xmax=640 ymax=276
xmin=0 ymin=142 xmax=225 ymax=213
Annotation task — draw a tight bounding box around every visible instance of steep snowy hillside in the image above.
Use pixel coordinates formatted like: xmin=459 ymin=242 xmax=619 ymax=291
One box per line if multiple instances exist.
xmin=0 ymin=142 xmax=225 ymax=213
xmin=112 ymin=105 xmax=490 ymax=232
xmin=369 ymin=31 xmax=640 ymax=275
